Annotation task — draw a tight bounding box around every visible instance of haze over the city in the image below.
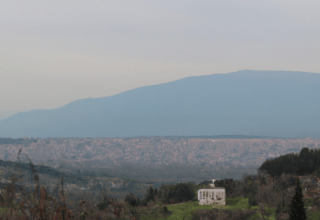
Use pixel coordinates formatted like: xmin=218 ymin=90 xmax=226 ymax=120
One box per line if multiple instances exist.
xmin=1 ymin=0 xmax=320 ymax=119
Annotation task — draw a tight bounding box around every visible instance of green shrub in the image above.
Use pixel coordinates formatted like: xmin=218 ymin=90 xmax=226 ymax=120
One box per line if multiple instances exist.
xmin=248 ymin=193 xmax=258 ymax=207
xmin=226 ymin=197 xmax=242 ymax=205
xmin=307 ymin=210 xmax=320 ymax=220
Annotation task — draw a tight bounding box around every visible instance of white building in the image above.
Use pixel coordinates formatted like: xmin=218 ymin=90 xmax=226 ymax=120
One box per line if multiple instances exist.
xmin=198 ymin=179 xmax=226 ymax=205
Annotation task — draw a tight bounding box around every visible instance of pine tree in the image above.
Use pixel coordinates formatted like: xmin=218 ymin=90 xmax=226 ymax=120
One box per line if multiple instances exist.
xmin=289 ymin=178 xmax=306 ymax=220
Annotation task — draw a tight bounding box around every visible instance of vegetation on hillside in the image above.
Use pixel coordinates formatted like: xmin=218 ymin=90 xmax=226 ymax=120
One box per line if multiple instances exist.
xmin=259 ymin=147 xmax=320 ymax=176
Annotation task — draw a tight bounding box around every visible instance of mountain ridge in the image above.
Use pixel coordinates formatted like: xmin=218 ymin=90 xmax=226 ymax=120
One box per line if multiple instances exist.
xmin=1 ymin=70 xmax=320 ymax=138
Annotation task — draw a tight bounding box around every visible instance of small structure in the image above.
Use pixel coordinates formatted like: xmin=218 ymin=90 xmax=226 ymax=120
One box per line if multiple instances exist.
xmin=198 ymin=179 xmax=226 ymax=205
xmin=209 ymin=179 xmax=216 ymax=188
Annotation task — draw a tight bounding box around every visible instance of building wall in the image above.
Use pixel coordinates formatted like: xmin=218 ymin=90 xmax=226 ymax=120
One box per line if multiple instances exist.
xmin=198 ymin=188 xmax=226 ymax=205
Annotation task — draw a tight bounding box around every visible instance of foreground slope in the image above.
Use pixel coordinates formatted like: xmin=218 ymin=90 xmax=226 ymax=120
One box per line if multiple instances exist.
xmin=1 ymin=70 xmax=320 ymax=137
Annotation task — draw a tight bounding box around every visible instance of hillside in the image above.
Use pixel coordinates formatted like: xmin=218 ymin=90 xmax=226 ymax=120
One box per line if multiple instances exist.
xmin=1 ymin=70 xmax=320 ymax=138
xmin=259 ymin=147 xmax=320 ymax=176
xmin=0 ymin=157 xmax=157 ymax=201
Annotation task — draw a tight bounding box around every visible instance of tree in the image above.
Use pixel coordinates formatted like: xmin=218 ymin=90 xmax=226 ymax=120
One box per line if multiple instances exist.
xmin=124 ymin=193 xmax=140 ymax=207
xmin=289 ymin=178 xmax=306 ymax=220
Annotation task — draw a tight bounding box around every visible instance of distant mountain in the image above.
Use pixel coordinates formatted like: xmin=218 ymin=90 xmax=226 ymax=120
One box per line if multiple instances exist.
xmin=1 ymin=70 xmax=320 ymax=138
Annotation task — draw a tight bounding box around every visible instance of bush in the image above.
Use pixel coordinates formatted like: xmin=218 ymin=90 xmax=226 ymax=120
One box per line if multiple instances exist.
xmin=161 ymin=182 xmax=196 ymax=204
xmin=194 ymin=209 xmax=256 ymax=220
xmin=248 ymin=193 xmax=258 ymax=207
xmin=226 ymin=197 xmax=242 ymax=205
xmin=124 ymin=193 xmax=140 ymax=207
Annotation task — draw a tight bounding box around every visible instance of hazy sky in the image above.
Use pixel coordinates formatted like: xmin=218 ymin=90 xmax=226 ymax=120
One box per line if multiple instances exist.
xmin=1 ymin=0 xmax=320 ymax=118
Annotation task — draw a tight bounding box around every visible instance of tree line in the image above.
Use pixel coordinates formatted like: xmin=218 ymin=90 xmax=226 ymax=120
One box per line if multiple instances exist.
xmin=259 ymin=147 xmax=320 ymax=176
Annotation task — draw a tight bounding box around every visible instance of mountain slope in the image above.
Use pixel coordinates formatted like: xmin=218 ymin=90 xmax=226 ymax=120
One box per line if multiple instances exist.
xmin=1 ymin=70 xmax=320 ymax=138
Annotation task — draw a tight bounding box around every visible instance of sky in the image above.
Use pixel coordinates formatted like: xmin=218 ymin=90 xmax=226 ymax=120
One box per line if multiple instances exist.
xmin=1 ymin=0 xmax=320 ymax=118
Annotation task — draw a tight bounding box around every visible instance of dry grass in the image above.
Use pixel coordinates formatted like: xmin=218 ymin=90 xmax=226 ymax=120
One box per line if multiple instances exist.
xmin=0 ymin=158 xmax=126 ymax=220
